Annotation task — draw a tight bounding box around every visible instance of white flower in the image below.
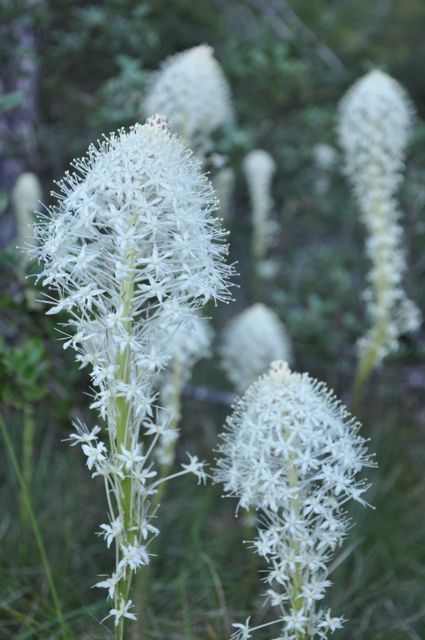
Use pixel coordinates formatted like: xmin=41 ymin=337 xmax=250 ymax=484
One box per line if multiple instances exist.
xmin=66 ymin=421 xmax=101 ymax=447
xmin=338 ymin=70 xmax=421 ymax=368
xmin=231 ymin=618 xmax=252 ymax=640
xmin=82 ymin=441 xmax=107 ymax=471
xmin=140 ymin=517 xmax=159 ymax=541
xmin=283 ymin=608 xmax=308 ymax=632
xmin=118 ymin=543 xmax=150 ymax=571
xmin=318 ymin=609 xmax=345 ymax=632
xmin=243 ymin=149 xmax=276 ymax=262
xmin=181 ymin=454 xmax=208 ymax=485
xmin=98 ymin=517 xmax=123 ymax=548
xmin=116 ymin=445 xmax=145 ymax=471
xmin=143 ymin=45 xmax=233 ymax=152
xmin=95 ymin=571 xmax=122 ymax=599
xmin=220 ymin=303 xmax=292 ymax=393
xmin=215 ymin=360 xmax=374 ymax=639
xmin=105 ymin=598 xmax=137 ymax=626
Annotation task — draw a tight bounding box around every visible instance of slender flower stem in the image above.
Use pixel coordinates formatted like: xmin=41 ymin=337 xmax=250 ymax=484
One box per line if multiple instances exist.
xmin=351 ymin=194 xmax=392 ymax=412
xmin=0 ymin=413 xmax=71 ymax=639
xmin=115 ymin=254 xmax=136 ymax=640
xmin=20 ymin=404 xmax=35 ymax=532
xmin=285 ymin=432 xmax=306 ymax=640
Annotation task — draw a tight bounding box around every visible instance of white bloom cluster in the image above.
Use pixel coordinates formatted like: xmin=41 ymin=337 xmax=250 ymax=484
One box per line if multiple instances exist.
xmin=220 ymin=304 xmax=292 ymax=393
xmin=338 ymin=70 xmax=421 ymax=367
xmin=143 ymin=45 xmax=233 ymax=153
xmin=31 ymin=115 xmax=233 ymax=628
xmin=243 ymin=150 xmax=276 ymax=263
xmin=12 ymin=172 xmax=42 ymax=267
xmin=216 ymin=361 xmax=374 ymax=640
xmin=156 ymin=314 xmax=213 ymax=467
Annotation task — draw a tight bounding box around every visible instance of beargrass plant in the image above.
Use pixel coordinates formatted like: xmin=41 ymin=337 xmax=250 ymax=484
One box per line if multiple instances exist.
xmin=143 ymin=45 xmax=233 ymax=159
xmin=12 ymin=172 xmax=42 ymax=309
xmin=220 ymin=303 xmax=292 ymax=394
xmin=29 ymin=115 xmax=233 ymax=638
xmin=338 ymin=70 xmax=421 ymax=407
xmin=215 ymin=360 xmax=375 ymax=640
xmin=243 ymin=150 xmax=276 ymax=281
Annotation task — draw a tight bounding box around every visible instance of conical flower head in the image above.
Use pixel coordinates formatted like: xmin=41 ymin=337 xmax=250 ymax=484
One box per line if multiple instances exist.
xmin=338 ymin=69 xmax=412 ymax=197
xmin=143 ymin=45 xmax=233 ymax=148
xmin=220 ymin=303 xmax=291 ymax=393
xmin=216 ymin=361 xmax=374 ymax=640
xmin=33 ymin=116 xmax=233 ymax=416
xmin=217 ymin=360 xmax=372 ymax=512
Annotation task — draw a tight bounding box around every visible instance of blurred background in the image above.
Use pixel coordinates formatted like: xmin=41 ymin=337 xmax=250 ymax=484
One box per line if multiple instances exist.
xmin=1 ymin=1 xmax=425 ymax=638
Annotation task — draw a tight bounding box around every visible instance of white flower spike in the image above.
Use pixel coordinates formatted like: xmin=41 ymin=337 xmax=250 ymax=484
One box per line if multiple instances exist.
xmin=216 ymin=360 xmax=375 ymax=640
xmin=338 ymin=70 xmax=421 ymax=396
xmin=243 ymin=149 xmax=276 ymax=265
xmin=143 ymin=45 xmax=233 ymax=154
xmin=30 ymin=115 xmax=233 ymax=634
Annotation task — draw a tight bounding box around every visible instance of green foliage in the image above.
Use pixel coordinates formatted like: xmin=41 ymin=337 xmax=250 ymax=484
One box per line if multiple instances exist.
xmin=0 ymin=338 xmax=47 ymax=407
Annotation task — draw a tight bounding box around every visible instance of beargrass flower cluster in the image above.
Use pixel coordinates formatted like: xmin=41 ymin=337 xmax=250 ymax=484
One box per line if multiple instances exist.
xmin=243 ymin=150 xmax=276 ymax=266
xmin=220 ymin=304 xmax=292 ymax=393
xmin=143 ymin=45 xmax=233 ymax=155
xmin=216 ymin=360 xmax=374 ymax=640
xmin=30 ymin=115 xmax=233 ymax=634
xmin=13 ymin=172 xmax=43 ymax=309
xmin=12 ymin=172 xmax=42 ymax=270
xmin=338 ymin=70 xmax=421 ymax=396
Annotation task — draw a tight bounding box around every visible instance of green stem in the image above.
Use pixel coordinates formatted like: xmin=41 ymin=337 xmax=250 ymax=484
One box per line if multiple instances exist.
xmin=115 ymin=249 xmax=138 ymax=640
xmin=285 ymin=436 xmax=306 ymax=640
xmin=0 ymin=412 xmax=71 ymax=639
xmin=20 ymin=404 xmax=35 ymax=532
xmin=351 ymin=192 xmax=394 ymax=413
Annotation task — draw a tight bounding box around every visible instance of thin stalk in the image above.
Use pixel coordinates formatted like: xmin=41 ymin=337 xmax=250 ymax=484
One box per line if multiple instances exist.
xmin=115 ymin=247 xmax=137 ymax=640
xmin=20 ymin=404 xmax=35 ymax=532
xmin=286 ymin=458 xmax=306 ymax=640
xmin=0 ymin=412 xmax=71 ymax=639
xmin=351 ymin=193 xmax=392 ymax=412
